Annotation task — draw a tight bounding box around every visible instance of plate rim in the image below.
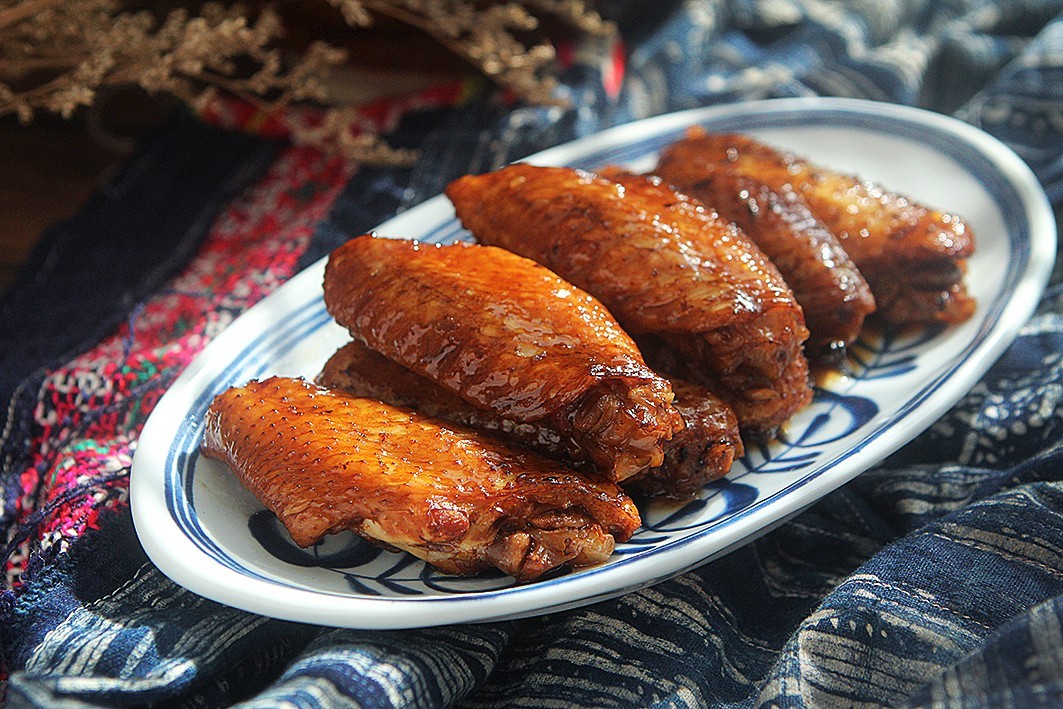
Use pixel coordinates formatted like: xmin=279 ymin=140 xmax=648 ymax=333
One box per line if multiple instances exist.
xmin=130 ymin=96 xmax=1057 ymax=628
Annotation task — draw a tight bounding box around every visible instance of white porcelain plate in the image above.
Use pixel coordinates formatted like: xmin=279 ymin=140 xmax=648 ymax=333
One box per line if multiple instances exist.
xmin=131 ymin=98 xmax=1056 ymax=628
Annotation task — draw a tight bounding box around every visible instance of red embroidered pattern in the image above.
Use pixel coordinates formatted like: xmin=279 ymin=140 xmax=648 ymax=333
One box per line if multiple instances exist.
xmin=198 ymin=80 xmax=476 ymax=140
xmin=4 ymin=145 xmax=355 ymax=587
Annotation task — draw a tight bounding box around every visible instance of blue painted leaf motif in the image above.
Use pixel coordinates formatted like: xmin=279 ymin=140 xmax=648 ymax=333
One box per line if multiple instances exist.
xmin=422 ymin=567 xmax=515 ymax=593
xmin=247 ymin=510 xmax=384 ymax=568
xmin=340 ymin=566 xmax=431 ymax=597
xmin=376 ymin=576 xmax=426 ymax=595
xmin=720 ymin=480 xmax=759 ymax=514
xmin=340 ymin=561 xmax=519 ymax=595
xmin=378 ymin=553 xmax=421 ymax=579
xmin=636 ymin=480 xmax=760 ymax=534
xmin=343 ymin=573 xmax=383 ymax=596
xmin=345 ymin=552 xmax=426 ymax=596
xmin=848 ymin=323 xmax=942 ymax=380
xmin=778 ymin=389 xmax=880 ymax=449
xmin=742 ymin=439 xmax=821 ymax=477
xmin=742 ymin=445 xmax=821 ymax=475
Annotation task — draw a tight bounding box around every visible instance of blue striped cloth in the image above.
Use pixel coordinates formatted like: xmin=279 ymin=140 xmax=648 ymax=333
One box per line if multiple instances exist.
xmin=3 ymin=1 xmax=1062 ymax=706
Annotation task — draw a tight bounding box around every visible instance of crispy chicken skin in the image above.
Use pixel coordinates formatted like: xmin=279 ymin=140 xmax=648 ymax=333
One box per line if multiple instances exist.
xmin=641 ymin=163 xmax=876 ymax=354
xmin=320 ymin=340 xmax=744 ymax=499
xmin=446 ymin=164 xmax=812 ymax=434
xmin=323 ymin=235 xmax=683 ymax=481
xmin=655 ymin=130 xmax=975 ymax=325
xmin=201 ymin=377 xmax=641 ymax=582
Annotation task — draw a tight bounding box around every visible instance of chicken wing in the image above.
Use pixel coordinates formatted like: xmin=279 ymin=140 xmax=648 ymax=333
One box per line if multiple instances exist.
xmin=323 ymin=235 xmax=683 ymax=481
xmin=318 ymin=340 xmax=569 ymax=457
xmin=446 ymin=164 xmax=812 ymax=435
xmin=201 ymin=376 xmax=641 ymax=582
xmin=640 ymin=162 xmax=876 ymax=355
xmin=319 ymin=340 xmax=743 ymax=499
xmin=625 ymin=377 xmax=744 ymax=499
xmin=655 ymin=130 xmax=975 ymax=325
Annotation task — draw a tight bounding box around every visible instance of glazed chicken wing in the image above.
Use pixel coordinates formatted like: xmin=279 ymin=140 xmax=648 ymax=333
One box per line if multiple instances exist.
xmin=640 ymin=162 xmax=876 ymax=355
xmin=446 ymin=164 xmax=812 ymax=435
xmin=201 ymin=377 xmax=641 ymax=582
xmin=318 ymin=340 xmax=569 ymax=458
xmin=320 ymin=340 xmax=743 ymax=499
xmin=323 ymin=235 xmax=683 ymax=481
xmin=655 ymin=130 xmax=975 ymax=325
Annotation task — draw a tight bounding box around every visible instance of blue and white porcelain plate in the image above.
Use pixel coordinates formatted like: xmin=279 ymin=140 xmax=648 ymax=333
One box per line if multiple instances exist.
xmin=131 ymin=98 xmax=1056 ymax=628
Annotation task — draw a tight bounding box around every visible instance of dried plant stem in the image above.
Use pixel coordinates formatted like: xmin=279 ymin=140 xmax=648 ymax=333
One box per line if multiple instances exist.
xmin=0 ymin=0 xmax=62 ymax=29
xmin=0 ymin=0 xmax=613 ymax=164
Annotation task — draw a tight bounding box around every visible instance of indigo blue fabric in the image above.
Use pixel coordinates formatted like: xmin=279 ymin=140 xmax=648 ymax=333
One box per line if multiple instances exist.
xmin=3 ymin=1 xmax=1063 ymax=707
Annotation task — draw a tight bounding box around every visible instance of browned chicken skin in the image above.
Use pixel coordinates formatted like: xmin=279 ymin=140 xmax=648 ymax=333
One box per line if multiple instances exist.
xmin=201 ymin=376 xmax=641 ymax=582
xmin=320 ymin=340 xmax=743 ymax=499
xmin=655 ymin=130 xmax=975 ymax=325
xmin=318 ymin=340 xmax=569 ymax=458
xmin=625 ymin=377 xmax=744 ymax=499
xmin=323 ymin=235 xmax=684 ymax=481
xmin=446 ymin=164 xmax=812 ymax=435
xmin=642 ymin=162 xmax=876 ymax=354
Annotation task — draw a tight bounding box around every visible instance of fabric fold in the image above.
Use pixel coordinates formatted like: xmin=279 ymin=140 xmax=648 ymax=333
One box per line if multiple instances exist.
xmin=1 ymin=1 xmax=1061 ymax=706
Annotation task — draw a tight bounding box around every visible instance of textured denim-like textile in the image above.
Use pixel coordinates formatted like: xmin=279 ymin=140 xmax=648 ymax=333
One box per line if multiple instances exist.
xmin=2 ymin=1 xmax=1062 ymax=707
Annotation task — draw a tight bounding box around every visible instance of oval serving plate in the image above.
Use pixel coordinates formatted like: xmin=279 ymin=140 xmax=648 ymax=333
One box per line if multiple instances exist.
xmin=131 ymin=97 xmax=1056 ymax=628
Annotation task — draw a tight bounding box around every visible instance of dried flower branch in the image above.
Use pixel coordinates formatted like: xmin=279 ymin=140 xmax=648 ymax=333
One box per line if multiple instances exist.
xmin=327 ymin=0 xmax=603 ymax=105
xmin=0 ymin=0 xmax=613 ymax=163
